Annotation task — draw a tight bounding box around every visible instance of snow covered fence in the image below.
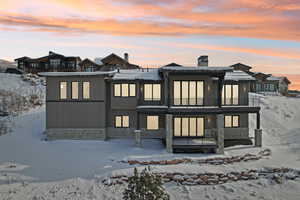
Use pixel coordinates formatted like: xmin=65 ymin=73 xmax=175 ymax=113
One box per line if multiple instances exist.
xmin=103 ymin=167 xmax=300 ymax=186
xmin=122 ymin=149 xmax=271 ymax=166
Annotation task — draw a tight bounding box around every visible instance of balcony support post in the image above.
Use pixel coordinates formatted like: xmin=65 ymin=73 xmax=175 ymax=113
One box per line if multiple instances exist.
xmin=217 ymin=76 xmax=224 ymax=108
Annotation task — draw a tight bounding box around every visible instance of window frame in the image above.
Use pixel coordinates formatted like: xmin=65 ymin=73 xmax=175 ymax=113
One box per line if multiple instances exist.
xmin=173 ymin=116 xmax=205 ymax=137
xmin=173 ymin=80 xmax=204 ymax=106
xmin=224 ymin=115 xmax=240 ymax=128
xmin=83 ymin=81 xmax=90 ymax=99
xmin=60 ymin=81 xmax=67 ymax=100
xmin=222 ymin=84 xmax=239 ymax=105
xmin=71 ymin=81 xmax=79 ymax=99
xmin=144 ymin=83 xmax=161 ymax=101
xmin=114 ymin=115 xmax=130 ymax=128
xmin=146 ymin=115 xmax=159 ymax=130
xmin=113 ymin=83 xmax=136 ymax=97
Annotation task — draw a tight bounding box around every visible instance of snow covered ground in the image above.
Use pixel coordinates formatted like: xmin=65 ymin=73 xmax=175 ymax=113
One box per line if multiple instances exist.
xmin=0 ymin=76 xmax=300 ymax=199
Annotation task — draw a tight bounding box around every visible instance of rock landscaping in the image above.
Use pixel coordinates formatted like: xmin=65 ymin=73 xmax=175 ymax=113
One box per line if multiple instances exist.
xmin=103 ymin=167 xmax=300 ymax=186
xmin=123 ymin=149 xmax=271 ymax=166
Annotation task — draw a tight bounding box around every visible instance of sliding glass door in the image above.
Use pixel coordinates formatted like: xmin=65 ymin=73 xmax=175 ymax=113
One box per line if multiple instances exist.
xmin=174 ymin=117 xmax=205 ymax=137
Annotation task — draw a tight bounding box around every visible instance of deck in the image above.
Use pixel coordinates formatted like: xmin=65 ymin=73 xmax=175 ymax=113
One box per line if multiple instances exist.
xmin=173 ymin=138 xmax=217 ymax=153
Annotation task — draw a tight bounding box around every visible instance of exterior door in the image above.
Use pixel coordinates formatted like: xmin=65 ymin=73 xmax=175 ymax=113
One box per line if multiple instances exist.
xmin=173 ymin=117 xmax=204 ymax=137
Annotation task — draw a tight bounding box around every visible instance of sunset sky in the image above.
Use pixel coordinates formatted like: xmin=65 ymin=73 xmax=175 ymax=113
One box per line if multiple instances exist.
xmin=0 ymin=0 xmax=300 ymax=89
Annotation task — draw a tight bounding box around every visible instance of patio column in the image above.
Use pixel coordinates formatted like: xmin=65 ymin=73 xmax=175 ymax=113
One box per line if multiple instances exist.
xmin=216 ymin=114 xmax=224 ymax=154
xmin=255 ymin=112 xmax=262 ymax=147
xmin=134 ymin=130 xmax=142 ymax=148
xmin=166 ymin=114 xmax=173 ymax=153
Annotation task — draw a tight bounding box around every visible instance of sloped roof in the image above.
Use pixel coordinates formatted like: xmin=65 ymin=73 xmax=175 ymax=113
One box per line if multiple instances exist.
xmin=225 ymin=70 xmax=256 ymax=81
xmin=164 ymin=63 xmax=182 ymax=67
xmin=112 ymin=68 xmax=161 ymax=81
xmin=267 ymin=76 xmax=291 ymax=84
xmin=159 ymin=66 xmax=233 ymax=74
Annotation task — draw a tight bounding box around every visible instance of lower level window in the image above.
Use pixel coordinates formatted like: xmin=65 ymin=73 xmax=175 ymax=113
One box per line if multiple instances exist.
xmin=225 ymin=115 xmax=239 ymax=128
xmin=147 ymin=116 xmax=159 ymax=130
xmin=115 ymin=116 xmax=129 ymax=128
xmin=174 ymin=117 xmax=204 ymax=137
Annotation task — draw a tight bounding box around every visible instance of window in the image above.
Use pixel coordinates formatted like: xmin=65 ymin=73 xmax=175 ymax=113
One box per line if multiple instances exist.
xmin=173 ymin=81 xmax=203 ymax=105
xmin=222 ymin=84 xmax=239 ymax=105
xmin=115 ymin=116 xmax=129 ymax=128
xmin=83 ymin=82 xmax=90 ymax=99
xmin=173 ymin=117 xmax=204 ymax=137
xmin=147 ymin=116 xmax=159 ymax=130
xmin=225 ymin=115 xmax=239 ymax=128
xmin=50 ymin=59 xmax=60 ymax=66
xmin=71 ymin=82 xmax=79 ymax=99
xmin=60 ymin=82 xmax=67 ymax=99
xmin=114 ymin=83 xmax=136 ymax=97
xmin=144 ymin=84 xmax=161 ymax=101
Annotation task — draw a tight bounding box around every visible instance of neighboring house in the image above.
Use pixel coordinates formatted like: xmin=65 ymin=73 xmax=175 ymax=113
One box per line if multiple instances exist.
xmin=5 ymin=68 xmax=23 ymax=74
xmin=80 ymin=53 xmax=140 ymax=72
xmin=164 ymin=63 xmax=182 ymax=67
xmin=40 ymin=56 xmax=262 ymax=154
xmin=230 ymin=63 xmax=291 ymax=95
xmin=79 ymin=58 xmax=102 ymax=72
xmin=15 ymin=51 xmax=81 ymax=74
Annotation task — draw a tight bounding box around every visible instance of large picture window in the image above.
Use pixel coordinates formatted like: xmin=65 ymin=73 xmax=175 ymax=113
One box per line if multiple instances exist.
xmin=224 ymin=115 xmax=240 ymax=128
xmin=174 ymin=117 xmax=204 ymax=137
xmin=173 ymin=81 xmax=204 ymax=105
xmin=60 ymin=82 xmax=67 ymax=99
xmin=144 ymin=84 xmax=161 ymax=101
xmin=71 ymin=82 xmax=79 ymax=99
xmin=222 ymin=84 xmax=239 ymax=105
xmin=115 ymin=115 xmax=129 ymax=128
xmin=146 ymin=116 xmax=159 ymax=130
xmin=114 ymin=83 xmax=136 ymax=97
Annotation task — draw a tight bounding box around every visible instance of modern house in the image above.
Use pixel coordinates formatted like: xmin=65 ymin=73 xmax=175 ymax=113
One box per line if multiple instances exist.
xmin=40 ymin=56 xmax=262 ymax=153
xmin=80 ymin=53 xmax=140 ymax=72
xmin=230 ymin=63 xmax=291 ymax=95
xmin=15 ymin=51 xmax=81 ymax=73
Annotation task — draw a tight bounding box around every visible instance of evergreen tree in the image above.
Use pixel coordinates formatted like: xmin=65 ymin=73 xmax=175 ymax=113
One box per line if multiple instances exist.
xmin=123 ymin=167 xmax=169 ymax=200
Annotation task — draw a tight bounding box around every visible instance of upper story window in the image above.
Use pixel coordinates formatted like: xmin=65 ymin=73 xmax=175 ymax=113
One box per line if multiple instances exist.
xmin=115 ymin=115 xmax=129 ymax=128
xmin=50 ymin=59 xmax=60 ymax=67
xmin=225 ymin=115 xmax=239 ymax=128
xmin=173 ymin=81 xmax=203 ymax=105
xmin=114 ymin=83 xmax=136 ymax=97
xmin=83 ymin=82 xmax=90 ymax=99
xmin=30 ymin=63 xmax=39 ymax=68
xmin=144 ymin=84 xmax=161 ymax=101
xmin=68 ymin=61 xmax=75 ymax=68
xmin=222 ymin=84 xmax=239 ymax=105
xmin=146 ymin=115 xmax=159 ymax=130
xmin=71 ymin=82 xmax=79 ymax=99
xmin=60 ymin=82 xmax=67 ymax=99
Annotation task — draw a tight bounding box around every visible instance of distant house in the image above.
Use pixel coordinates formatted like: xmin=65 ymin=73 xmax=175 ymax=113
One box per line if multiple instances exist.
xmin=230 ymin=63 xmax=291 ymax=95
xmin=15 ymin=51 xmax=81 ymax=74
xmin=5 ymin=68 xmax=23 ymax=74
xmin=79 ymin=58 xmax=102 ymax=72
xmin=164 ymin=63 xmax=182 ymax=67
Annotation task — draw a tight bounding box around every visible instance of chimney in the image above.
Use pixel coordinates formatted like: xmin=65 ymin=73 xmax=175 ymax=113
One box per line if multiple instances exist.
xmin=49 ymin=51 xmax=55 ymax=56
xmin=198 ymin=55 xmax=208 ymax=67
xmin=124 ymin=53 xmax=129 ymax=62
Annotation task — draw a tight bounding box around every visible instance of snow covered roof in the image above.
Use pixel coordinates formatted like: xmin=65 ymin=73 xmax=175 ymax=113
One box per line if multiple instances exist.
xmin=159 ymin=66 xmax=233 ymax=73
xmin=39 ymin=71 xmax=116 ymax=77
xmin=266 ymin=76 xmax=282 ymax=81
xmin=225 ymin=70 xmax=256 ymax=81
xmin=112 ymin=68 xmax=161 ymax=81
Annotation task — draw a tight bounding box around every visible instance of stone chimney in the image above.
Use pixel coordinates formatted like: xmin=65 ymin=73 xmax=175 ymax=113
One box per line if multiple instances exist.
xmin=198 ymin=55 xmax=208 ymax=67
xmin=124 ymin=53 xmax=129 ymax=62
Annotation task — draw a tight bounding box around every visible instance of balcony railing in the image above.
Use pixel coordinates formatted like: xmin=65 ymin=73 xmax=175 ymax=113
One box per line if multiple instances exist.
xmin=172 ymin=96 xmax=261 ymax=107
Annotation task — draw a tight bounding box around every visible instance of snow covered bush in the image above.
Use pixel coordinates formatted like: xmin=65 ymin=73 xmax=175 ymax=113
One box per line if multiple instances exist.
xmin=123 ymin=167 xmax=170 ymax=200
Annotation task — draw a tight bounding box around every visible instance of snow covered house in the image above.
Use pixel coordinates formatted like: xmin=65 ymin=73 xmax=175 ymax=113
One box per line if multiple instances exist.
xmin=40 ymin=57 xmax=262 ymax=153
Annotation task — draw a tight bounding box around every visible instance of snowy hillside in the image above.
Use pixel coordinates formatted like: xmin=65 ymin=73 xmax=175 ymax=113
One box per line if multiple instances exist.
xmin=0 ymin=59 xmax=17 ymax=72
xmin=0 ymin=90 xmax=299 ymax=199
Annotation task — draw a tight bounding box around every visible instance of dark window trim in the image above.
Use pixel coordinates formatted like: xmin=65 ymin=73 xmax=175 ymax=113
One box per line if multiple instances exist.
xmin=59 ymin=81 xmax=67 ymax=100
xmin=224 ymin=115 xmax=240 ymax=128
xmin=146 ymin=115 xmax=159 ymax=130
xmin=173 ymin=116 xmax=205 ymax=137
xmin=222 ymin=84 xmax=239 ymax=106
xmin=114 ymin=115 xmax=130 ymax=128
xmin=113 ymin=83 xmax=136 ymax=98
xmin=173 ymin=80 xmax=205 ymax=106
xmin=71 ymin=81 xmax=79 ymax=99
xmin=143 ymin=83 xmax=161 ymax=101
